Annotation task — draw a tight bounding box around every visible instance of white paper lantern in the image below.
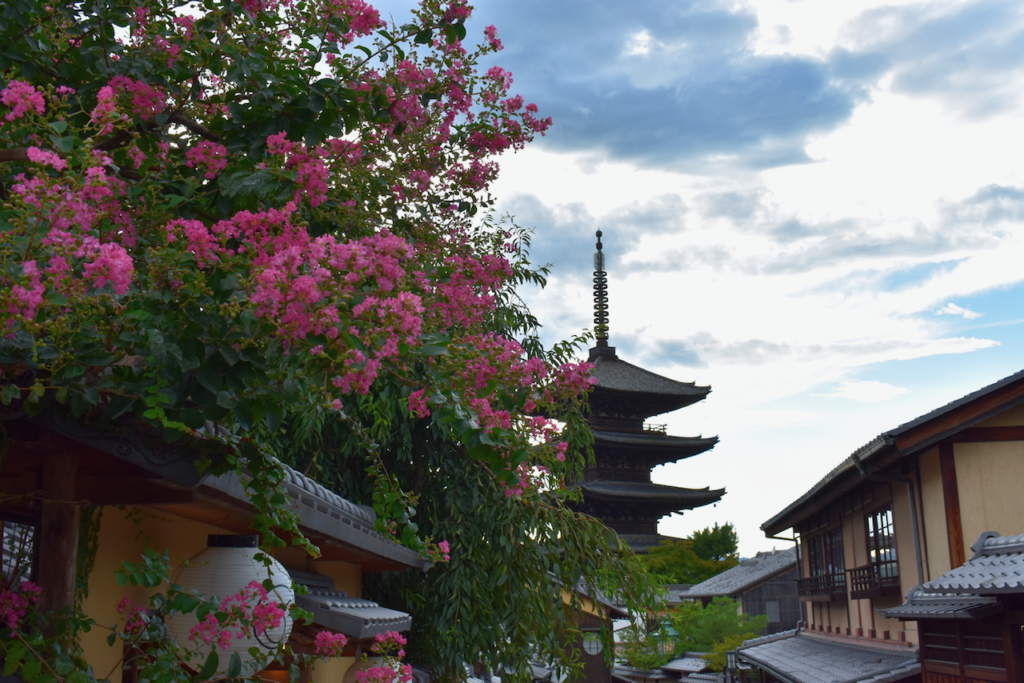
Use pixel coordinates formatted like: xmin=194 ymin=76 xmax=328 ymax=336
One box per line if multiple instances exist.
xmin=165 ymin=535 xmax=294 ymax=673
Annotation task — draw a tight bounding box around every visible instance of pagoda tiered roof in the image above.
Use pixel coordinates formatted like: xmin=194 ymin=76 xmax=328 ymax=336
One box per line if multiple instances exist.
xmin=593 ymin=431 xmax=718 ymax=462
xmin=578 ymin=480 xmax=725 ymax=508
xmin=588 ymin=348 xmax=711 ymax=418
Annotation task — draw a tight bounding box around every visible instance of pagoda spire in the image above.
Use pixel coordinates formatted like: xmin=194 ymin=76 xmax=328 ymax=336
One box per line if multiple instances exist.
xmin=593 ymin=230 xmax=609 ymax=347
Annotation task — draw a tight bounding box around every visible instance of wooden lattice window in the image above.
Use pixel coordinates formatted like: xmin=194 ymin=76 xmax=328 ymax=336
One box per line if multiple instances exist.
xmin=865 ymin=506 xmax=896 ymax=576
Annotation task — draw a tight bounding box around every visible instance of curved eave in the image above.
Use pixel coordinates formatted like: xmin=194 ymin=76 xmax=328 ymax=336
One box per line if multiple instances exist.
xmin=594 ymin=431 xmax=718 ymax=461
xmin=580 ymin=480 xmax=725 ymax=508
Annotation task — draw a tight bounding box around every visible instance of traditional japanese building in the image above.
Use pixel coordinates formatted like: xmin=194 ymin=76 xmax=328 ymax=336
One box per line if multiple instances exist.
xmin=576 ymin=231 xmax=724 ymax=553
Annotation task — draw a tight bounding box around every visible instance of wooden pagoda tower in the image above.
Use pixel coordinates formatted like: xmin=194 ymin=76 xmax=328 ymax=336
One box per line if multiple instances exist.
xmin=576 ymin=231 xmax=725 ymax=553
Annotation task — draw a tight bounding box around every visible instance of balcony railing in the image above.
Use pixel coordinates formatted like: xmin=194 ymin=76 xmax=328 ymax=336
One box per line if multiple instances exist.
xmin=797 ymin=573 xmax=847 ymax=601
xmin=644 ymin=423 xmax=667 ymax=434
xmin=847 ymin=560 xmax=901 ymax=600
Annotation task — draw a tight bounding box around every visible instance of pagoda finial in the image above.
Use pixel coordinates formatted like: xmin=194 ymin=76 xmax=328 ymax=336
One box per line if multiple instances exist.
xmin=593 ymin=230 xmax=609 ymax=346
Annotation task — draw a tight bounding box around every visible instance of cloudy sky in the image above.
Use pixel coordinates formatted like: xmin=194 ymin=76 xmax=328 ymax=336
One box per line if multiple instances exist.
xmin=383 ymin=0 xmax=1024 ymax=555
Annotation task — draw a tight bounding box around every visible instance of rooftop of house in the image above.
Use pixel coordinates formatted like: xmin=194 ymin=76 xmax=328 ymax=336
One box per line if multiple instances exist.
xmin=738 ymin=630 xmax=919 ymax=683
xmin=762 ymin=367 xmax=1024 ymax=535
xmin=682 ymin=547 xmax=797 ymax=599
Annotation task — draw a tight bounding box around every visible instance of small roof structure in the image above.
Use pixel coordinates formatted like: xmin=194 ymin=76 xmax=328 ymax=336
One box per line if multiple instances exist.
xmin=919 ymin=531 xmax=1024 ymax=594
xmin=662 ymin=655 xmax=710 ymax=674
xmin=763 ymin=368 xmax=1024 ymax=536
xmin=738 ymin=630 xmax=919 ymax=683
xmin=290 ymin=570 xmax=412 ymax=640
xmin=881 ymin=530 xmax=1024 ymax=621
xmin=683 ymin=548 xmax=797 ymax=599
xmin=880 ymin=587 xmax=1002 ymax=621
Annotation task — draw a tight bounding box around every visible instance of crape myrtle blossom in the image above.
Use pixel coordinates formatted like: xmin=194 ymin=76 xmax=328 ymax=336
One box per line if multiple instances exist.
xmin=0 ymin=0 xmax=586 ymax=563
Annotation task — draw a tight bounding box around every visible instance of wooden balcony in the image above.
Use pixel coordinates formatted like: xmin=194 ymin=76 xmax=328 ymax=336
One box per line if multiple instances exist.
xmin=797 ymin=573 xmax=847 ymax=601
xmin=847 ymin=560 xmax=901 ymax=600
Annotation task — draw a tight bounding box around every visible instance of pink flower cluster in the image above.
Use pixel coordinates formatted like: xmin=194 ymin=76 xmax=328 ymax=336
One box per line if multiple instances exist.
xmin=185 ymin=141 xmax=230 ymax=180
xmin=266 ymin=132 xmax=329 ymax=207
xmin=314 ymin=631 xmax=348 ymax=657
xmin=188 ymin=581 xmax=286 ymax=649
xmin=324 ymin=0 xmax=383 ymax=44
xmin=0 ymin=81 xmax=45 ymax=122
xmin=0 ymin=581 xmax=41 ymax=629
xmin=108 ymin=76 xmax=167 ymax=120
xmin=116 ymin=597 xmax=148 ymax=635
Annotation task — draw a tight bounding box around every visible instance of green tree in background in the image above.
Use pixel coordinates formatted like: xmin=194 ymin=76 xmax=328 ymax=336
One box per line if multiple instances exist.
xmin=639 ymin=523 xmax=740 ymax=583
xmin=690 ymin=523 xmax=740 ymax=563
xmin=671 ymin=597 xmax=768 ymax=671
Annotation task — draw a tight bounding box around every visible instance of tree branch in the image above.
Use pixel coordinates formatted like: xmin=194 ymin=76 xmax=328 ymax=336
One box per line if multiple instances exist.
xmin=168 ymin=113 xmax=221 ymax=142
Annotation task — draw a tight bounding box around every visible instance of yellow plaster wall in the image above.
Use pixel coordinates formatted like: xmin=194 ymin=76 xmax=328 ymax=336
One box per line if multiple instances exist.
xmin=917 ymin=447 xmax=950 ymax=579
xmin=311 ymin=561 xmax=362 ymax=597
xmin=954 ymin=439 xmax=1024 ymax=552
xmin=79 ymin=508 xmax=363 ymax=683
xmin=79 ymin=507 xmax=232 ymax=683
xmin=311 ymin=656 xmax=355 ymax=683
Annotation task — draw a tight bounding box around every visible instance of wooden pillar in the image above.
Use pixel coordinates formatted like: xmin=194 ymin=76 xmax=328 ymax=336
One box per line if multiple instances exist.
xmin=939 ymin=444 xmax=966 ymax=568
xmin=37 ymin=451 xmax=80 ymax=620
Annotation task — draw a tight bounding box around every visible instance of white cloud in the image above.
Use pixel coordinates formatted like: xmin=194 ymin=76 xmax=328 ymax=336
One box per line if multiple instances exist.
xmin=623 ymin=30 xmax=654 ymax=56
xmin=935 ymin=302 xmax=982 ymax=319
xmin=821 ymin=379 xmax=910 ymax=402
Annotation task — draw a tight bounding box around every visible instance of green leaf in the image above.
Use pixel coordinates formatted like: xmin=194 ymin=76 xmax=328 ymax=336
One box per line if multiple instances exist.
xmin=197 ymin=650 xmax=219 ymax=681
xmin=4 ymin=643 xmax=26 ymax=674
xmin=1 ymin=383 xmax=20 ymax=405
xmin=166 ymin=195 xmax=188 ymax=207
xmin=21 ymin=658 xmax=41 ymax=682
xmin=418 ymin=344 xmax=449 ymax=356
xmin=227 ymin=652 xmax=242 ymax=678
xmin=48 ymin=120 xmax=68 ymax=134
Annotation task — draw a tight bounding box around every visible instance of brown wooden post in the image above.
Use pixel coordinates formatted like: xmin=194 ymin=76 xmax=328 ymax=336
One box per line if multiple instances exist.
xmin=939 ymin=444 xmax=965 ymax=568
xmin=37 ymin=450 xmax=80 ymax=621
xmin=1004 ymin=619 xmax=1024 ymax=683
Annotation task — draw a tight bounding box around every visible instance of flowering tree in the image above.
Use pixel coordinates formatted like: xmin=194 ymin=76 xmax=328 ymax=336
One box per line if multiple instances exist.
xmin=0 ymin=0 xmax=660 ymax=677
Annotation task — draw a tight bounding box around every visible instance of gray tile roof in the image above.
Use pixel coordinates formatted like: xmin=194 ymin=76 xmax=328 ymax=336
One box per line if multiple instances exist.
xmin=738 ymin=631 xmax=918 ymax=683
xmin=662 ymin=583 xmax=695 ymax=604
xmin=683 ymin=548 xmax=797 ymax=598
xmin=879 ymin=586 xmax=1002 ymax=620
xmin=591 ymin=355 xmax=711 ymax=398
xmin=762 ymin=368 xmax=1024 ymax=536
xmin=291 ymin=571 xmax=412 ymax=639
xmin=204 ymin=463 xmax=431 ymax=571
xmin=580 ymin=480 xmax=725 ymax=505
xmin=918 ymin=531 xmax=1024 ymax=595
xmin=32 ymin=412 xmax=429 ymax=570
xmin=662 ymin=656 xmax=709 ymax=673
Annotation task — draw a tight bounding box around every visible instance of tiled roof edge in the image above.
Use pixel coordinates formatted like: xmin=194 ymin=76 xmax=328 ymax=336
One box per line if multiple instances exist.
xmin=762 ymin=368 xmax=1024 ymax=535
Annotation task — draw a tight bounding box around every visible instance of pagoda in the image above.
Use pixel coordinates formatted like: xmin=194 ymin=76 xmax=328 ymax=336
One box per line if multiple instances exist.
xmin=575 ymin=231 xmax=725 ymax=553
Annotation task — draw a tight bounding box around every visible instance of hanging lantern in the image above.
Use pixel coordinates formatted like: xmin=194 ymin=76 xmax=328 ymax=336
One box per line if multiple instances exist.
xmin=165 ymin=535 xmax=294 ymax=672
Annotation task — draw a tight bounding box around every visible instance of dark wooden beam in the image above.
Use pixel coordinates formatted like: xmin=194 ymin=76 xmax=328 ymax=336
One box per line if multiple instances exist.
xmin=895 ymin=380 xmax=1024 ymax=454
xmin=75 ymin=474 xmax=195 ymax=505
xmin=940 ymin=443 xmax=966 ymax=568
xmin=950 ymin=426 xmax=1024 ymax=443
xmin=38 ymin=451 xmax=80 ymax=623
